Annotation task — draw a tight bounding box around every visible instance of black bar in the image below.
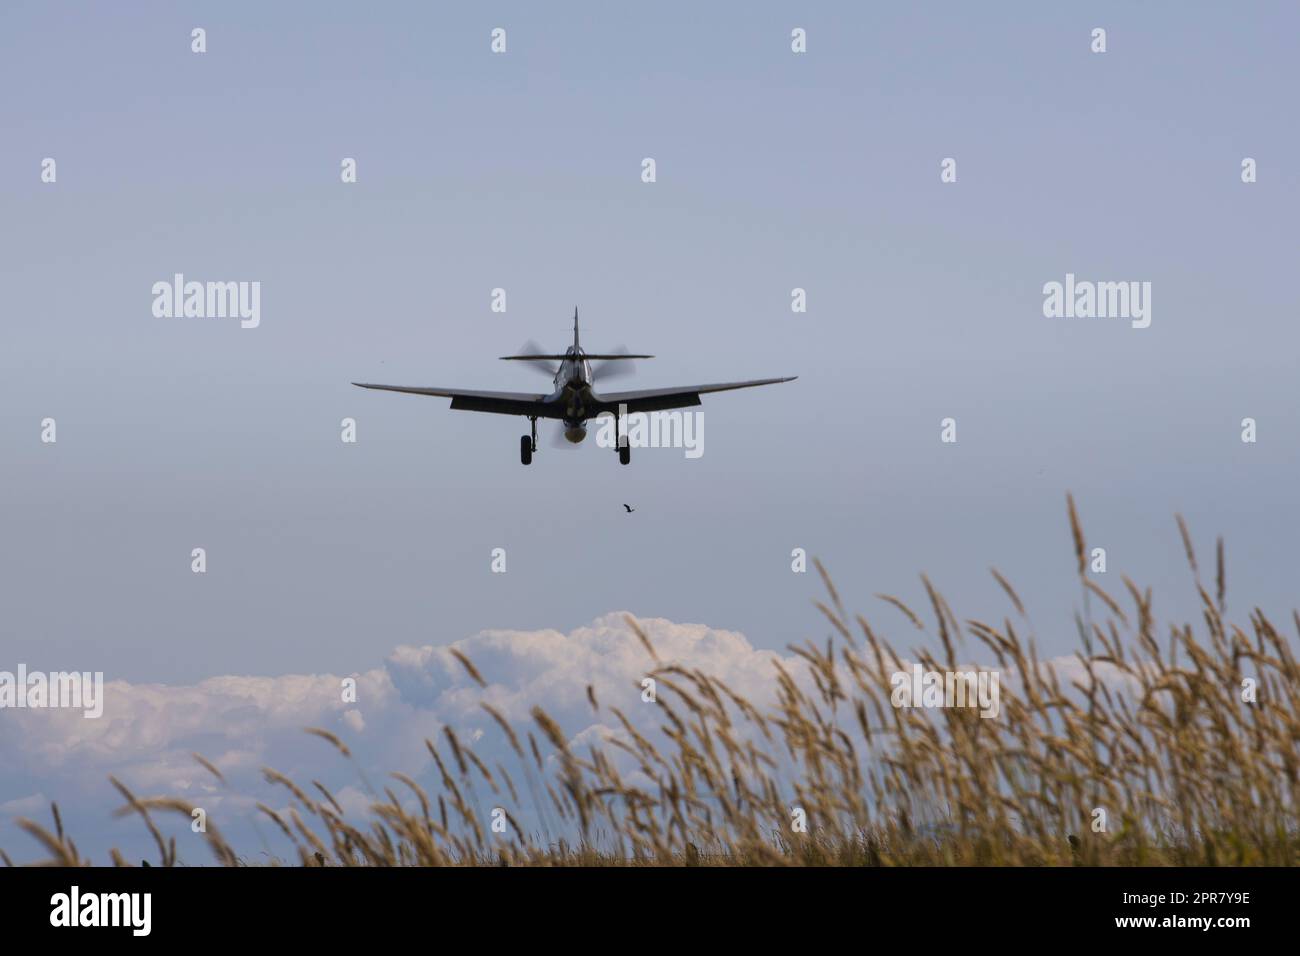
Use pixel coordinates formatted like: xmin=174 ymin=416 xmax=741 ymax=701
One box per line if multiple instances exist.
xmin=0 ymin=865 xmax=1280 ymax=943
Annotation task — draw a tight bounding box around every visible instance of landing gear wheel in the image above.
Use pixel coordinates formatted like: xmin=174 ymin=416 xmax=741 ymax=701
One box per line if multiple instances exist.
xmin=619 ymin=444 xmax=630 ymax=466
xmin=520 ymin=435 xmax=533 ymax=465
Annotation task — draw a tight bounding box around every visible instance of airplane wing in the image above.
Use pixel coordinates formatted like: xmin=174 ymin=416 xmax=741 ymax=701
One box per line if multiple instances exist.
xmin=595 ymin=377 xmax=796 ymax=414
xmin=351 ymin=383 xmax=564 ymax=418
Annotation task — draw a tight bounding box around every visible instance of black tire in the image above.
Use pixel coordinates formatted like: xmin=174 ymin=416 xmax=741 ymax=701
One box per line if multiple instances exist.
xmin=520 ymin=435 xmax=533 ymax=465
xmin=619 ymin=444 xmax=630 ymax=465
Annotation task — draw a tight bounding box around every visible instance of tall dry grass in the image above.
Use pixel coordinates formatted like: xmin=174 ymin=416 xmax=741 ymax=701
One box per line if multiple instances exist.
xmin=6 ymin=497 xmax=1298 ymax=866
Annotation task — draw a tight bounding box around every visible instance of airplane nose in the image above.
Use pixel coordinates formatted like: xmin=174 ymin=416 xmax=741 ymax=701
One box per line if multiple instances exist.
xmin=564 ymin=424 xmax=587 ymax=444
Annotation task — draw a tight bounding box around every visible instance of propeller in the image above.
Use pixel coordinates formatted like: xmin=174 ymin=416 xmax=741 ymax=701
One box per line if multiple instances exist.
xmin=513 ymin=339 xmax=558 ymax=377
xmin=591 ymin=345 xmax=638 ymax=383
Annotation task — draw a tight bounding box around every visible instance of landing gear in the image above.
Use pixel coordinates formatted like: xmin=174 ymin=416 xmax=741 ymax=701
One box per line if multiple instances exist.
xmin=520 ymin=418 xmax=537 ymax=465
xmin=615 ymin=410 xmax=630 ymax=465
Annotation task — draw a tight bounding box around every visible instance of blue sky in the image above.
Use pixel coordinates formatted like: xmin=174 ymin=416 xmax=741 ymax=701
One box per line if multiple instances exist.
xmin=0 ymin=0 xmax=1294 ymax=676
xmin=1 ymin=1 xmax=1298 ymax=860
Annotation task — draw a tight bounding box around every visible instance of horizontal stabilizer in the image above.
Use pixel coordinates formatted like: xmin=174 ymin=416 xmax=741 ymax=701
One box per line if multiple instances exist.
xmin=501 ymin=354 xmax=654 ymax=361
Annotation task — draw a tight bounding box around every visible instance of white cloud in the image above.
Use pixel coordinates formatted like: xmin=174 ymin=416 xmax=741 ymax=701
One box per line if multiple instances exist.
xmin=0 ymin=613 xmax=798 ymax=863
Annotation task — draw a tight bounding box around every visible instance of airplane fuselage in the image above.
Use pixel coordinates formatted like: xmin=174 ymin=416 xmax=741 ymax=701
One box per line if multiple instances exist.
xmin=551 ymin=348 xmax=597 ymax=442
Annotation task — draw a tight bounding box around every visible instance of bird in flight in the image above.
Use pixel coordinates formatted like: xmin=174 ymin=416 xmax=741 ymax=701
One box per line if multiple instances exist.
xmin=623 ymin=503 xmax=634 ymax=513
xmin=353 ymin=308 xmax=796 ymax=465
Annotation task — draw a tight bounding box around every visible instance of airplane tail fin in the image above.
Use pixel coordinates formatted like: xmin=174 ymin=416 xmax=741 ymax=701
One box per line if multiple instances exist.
xmin=500 ymin=310 xmax=652 ymax=376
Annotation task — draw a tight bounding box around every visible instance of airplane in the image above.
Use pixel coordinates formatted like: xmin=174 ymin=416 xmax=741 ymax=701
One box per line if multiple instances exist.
xmin=352 ymin=308 xmax=796 ymax=465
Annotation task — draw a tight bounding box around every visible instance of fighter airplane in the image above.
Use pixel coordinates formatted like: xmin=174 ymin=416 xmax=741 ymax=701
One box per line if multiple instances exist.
xmin=352 ymin=309 xmax=796 ymax=464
